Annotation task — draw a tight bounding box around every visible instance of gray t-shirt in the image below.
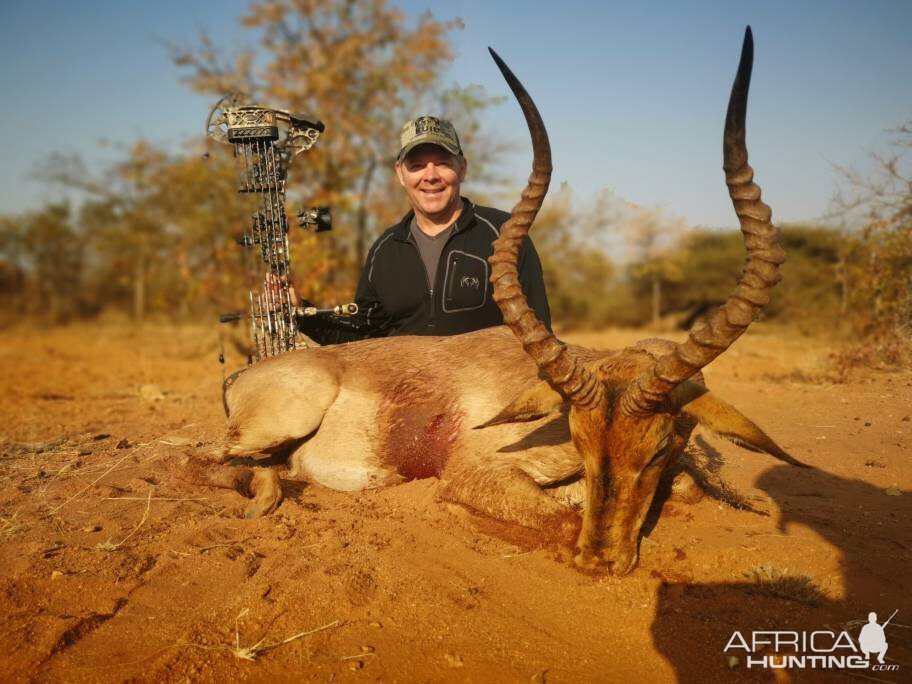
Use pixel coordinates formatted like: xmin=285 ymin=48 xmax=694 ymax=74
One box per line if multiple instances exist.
xmin=410 ymin=217 xmax=456 ymax=289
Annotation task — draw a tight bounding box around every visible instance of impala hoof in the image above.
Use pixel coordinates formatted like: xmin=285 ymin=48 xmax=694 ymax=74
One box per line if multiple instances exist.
xmin=243 ymin=469 xmax=283 ymax=518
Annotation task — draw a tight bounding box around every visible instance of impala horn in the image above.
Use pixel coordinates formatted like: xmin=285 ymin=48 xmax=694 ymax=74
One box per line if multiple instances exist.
xmin=487 ymin=48 xmax=605 ymax=412
xmin=622 ymin=27 xmax=785 ymax=416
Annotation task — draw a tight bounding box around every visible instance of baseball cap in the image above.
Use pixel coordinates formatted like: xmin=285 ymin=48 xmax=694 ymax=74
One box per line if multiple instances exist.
xmin=397 ymin=116 xmax=462 ymax=160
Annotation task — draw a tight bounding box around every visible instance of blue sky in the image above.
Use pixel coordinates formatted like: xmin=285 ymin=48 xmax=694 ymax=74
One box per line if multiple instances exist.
xmin=3 ymin=0 xmax=911 ymax=229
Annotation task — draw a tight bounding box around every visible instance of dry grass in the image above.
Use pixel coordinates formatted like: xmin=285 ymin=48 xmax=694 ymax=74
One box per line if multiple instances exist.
xmin=679 ymin=441 xmax=768 ymax=514
xmin=49 ymin=443 xmax=151 ymax=513
xmin=228 ymin=608 xmax=342 ymax=661
xmin=95 ymin=487 xmax=153 ymax=551
xmin=831 ymin=335 xmax=912 ymax=379
xmin=181 ymin=610 xmax=343 ymax=662
xmin=762 ymin=368 xmax=842 ymax=385
xmin=746 ymin=565 xmax=824 ymax=605
xmin=0 ymin=513 xmax=25 ymax=540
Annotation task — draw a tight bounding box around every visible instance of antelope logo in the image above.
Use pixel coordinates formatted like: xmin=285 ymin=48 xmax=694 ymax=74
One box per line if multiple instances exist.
xmin=460 ymin=275 xmax=481 ymax=289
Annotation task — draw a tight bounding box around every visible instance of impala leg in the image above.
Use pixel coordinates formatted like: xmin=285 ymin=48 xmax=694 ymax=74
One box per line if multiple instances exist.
xmin=439 ymin=463 xmax=580 ymax=547
xmin=575 ymin=448 xmax=608 ymax=568
xmin=173 ymin=454 xmax=283 ymax=518
xmin=242 ymin=468 xmax=283 ymax=518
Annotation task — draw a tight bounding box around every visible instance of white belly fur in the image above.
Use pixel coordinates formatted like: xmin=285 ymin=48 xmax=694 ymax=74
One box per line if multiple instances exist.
xmin=288 ymin=386 xmax=398 ymax=491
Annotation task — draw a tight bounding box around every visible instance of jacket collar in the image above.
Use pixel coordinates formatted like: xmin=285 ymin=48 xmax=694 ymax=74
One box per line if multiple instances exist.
xmin=392 ymin=197 xmax=475 ymax=241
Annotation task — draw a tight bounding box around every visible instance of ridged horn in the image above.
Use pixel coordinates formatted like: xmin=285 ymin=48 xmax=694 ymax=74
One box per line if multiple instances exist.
xmin=487 ymin=48 xmax=604 ymax=411
xmin=621 ymin=27 xmax=785 ymax=416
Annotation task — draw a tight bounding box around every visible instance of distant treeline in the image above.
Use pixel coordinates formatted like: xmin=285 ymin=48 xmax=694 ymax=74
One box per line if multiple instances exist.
xmin=0 ymin=0 xmax=908 ymax=369
xmin=536 ymin=219 xmax=907 ymax=341
xmin=1 ymin=176 xmax=907 ymax=365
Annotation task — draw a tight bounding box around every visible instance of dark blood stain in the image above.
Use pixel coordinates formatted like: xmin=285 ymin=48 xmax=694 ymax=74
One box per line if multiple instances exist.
xmin=378 ymin=372 xmax=463 ymax=481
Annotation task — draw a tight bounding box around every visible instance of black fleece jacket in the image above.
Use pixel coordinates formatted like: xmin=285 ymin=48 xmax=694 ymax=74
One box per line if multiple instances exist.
xmin=298 ymin=198 xmax=551 ymax=344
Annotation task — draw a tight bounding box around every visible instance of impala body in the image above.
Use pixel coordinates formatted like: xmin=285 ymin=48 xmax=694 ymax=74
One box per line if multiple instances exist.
xmin=192 ymin=28 xmax=804 ymax=574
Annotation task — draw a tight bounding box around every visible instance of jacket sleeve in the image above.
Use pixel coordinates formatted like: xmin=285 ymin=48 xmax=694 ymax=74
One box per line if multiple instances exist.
xmin=295 ymin=242 xmax=393 ymax=345
xmin=517 ymin=236 xmax=553 ymax=332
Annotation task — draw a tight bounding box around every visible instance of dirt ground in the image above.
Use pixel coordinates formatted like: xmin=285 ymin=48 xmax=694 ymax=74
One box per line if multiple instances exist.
xmin=0 ymin=322 xmax=909 ymax=683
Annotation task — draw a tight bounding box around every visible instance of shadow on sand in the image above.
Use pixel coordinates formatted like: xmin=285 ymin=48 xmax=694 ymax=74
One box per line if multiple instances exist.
xmin=650 ymin=464 xmax=911 ymax=682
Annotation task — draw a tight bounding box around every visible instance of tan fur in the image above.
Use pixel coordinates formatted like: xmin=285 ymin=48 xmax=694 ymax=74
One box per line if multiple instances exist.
xmin=189 ymin=34 xmax=794 ymax=576
xmin=187 ymin=326 xmax=800 ymax=576
xmin=545 ymin=348 xmax=804 ymax=573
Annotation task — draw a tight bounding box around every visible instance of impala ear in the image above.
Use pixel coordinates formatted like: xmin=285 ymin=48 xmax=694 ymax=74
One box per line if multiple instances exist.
xmin=682 ymin=392 xmax=809 ymax=467
xmin=475 ymin=380 xmax=566 ymax=428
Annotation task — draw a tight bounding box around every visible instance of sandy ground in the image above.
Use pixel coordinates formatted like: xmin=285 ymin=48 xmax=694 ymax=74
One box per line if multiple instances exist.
xmin=0 ymin=322 xmax=909 ymax=683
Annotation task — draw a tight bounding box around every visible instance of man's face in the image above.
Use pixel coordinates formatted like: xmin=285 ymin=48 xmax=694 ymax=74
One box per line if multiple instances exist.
xmin=395 ymin=144 xmax=467 ymax=221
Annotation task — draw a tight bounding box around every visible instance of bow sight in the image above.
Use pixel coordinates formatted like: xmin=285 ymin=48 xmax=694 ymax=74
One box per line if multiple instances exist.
xmin=206 ymin=96 xmax=356 ymax=365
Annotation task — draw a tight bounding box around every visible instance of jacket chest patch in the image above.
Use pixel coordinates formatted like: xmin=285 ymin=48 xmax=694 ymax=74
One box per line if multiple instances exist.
xmin=443 ymin=250 xmax=489 ymax=313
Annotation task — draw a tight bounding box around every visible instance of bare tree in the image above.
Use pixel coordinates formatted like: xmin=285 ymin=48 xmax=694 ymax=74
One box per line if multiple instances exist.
xmin=830 ymin=121 xmax=912 ymax=361
xmin=171 ymin=0 xmax=507 ymax=292
xmin=624 ymin=202 xmax=687 ymax=327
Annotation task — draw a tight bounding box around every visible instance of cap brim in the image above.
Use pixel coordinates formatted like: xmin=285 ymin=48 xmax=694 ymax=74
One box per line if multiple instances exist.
xmin=398 ymin=135 xmax=461 ymax=160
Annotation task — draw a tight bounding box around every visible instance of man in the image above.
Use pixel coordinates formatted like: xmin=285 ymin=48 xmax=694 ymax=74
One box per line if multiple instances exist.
xmin=859 ymin=612 xmax=889 ymax=664
xmin=295 ymin=115 xmax=551 ymax=344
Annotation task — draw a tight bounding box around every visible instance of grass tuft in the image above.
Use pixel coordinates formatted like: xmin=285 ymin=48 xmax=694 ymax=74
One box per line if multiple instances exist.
xmin=94 ymin=488 xmax=153 ymax=552
xmin=229 ymin=609 xmax=342 ymax=661
xmin=0 ymin=513 xmax=25 ymax=540
xmin=746 ymin=565 xmax=824 ymax=606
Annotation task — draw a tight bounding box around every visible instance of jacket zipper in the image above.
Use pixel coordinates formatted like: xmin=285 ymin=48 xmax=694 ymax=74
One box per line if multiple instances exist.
xmin=405 ymin=235 xmax=436 ymax=327
xmin=407 ymin=212 xmax=466 ymax=330
xmin=432 ymin=227 xmax=465 ymax=324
